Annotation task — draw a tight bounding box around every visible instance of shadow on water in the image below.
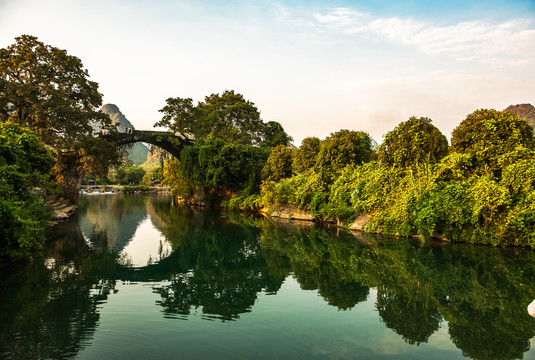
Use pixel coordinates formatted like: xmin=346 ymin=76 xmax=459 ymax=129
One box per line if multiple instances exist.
xmin=1 ymin=194 xmax=535 ymax=359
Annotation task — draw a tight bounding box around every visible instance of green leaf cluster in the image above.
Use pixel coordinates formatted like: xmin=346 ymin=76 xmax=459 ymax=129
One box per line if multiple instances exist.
xmin=451 ymin=109 xmax=534 ymax=176
xmin=158 ymin=91 xmax=292 ymax=207
xmin=175 ymin=138 xmax=269 ymax=205
xmin=292 ymin=137 xmax=321 ymax=174
xmin=0 ymin=122 xmax=53 ymax=264
xmin=315 ymin=129 xmax=372 ymax=173
xmin=261 ymin=144 xmax=294 ymax=183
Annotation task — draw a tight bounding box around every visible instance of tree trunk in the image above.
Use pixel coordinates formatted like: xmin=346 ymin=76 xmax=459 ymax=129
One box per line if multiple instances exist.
xmin=53 ymin=152 xmax=85 ymax=203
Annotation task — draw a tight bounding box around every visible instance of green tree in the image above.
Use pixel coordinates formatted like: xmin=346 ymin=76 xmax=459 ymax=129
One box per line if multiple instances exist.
xmin=0 ymin=122 xmax=54 ymax=263
xmin=0 ymin=35 xmax=120 ymax=201
xmin=156 ymin=90 xmax=265 ymax=145
xmin=115 ymin=166 xmax=146 ymax=185
xmin=262 ymin=145 xmax=294 ymax=183
xmin=180 ymin=138 xmax=269 ymax=204
xmin=378 ymin=116 xmax=449 ymax=167
xmin=261 ymin=121 xmax=293 ymax=148
xmin=451 ymin=109 xmax=535 ymax=175
xmin=292 ymin=137 xmax=321 ymax=174
xmin=163 ymin=158 xmax=192 ymax=198
xmin=315 ymin=130 xmax=372 ymax=173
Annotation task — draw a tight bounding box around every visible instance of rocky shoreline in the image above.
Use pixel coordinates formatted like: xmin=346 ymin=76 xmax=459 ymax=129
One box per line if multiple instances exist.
xmin=47 ymin=196 xmax=78 ymax=225
xmin=262 ymin=205 xmax=450 ymax=242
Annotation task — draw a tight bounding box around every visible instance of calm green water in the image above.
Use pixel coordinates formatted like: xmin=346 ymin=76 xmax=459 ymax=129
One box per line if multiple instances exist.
xmin=2 ymin=194 xmax=535 ymax=360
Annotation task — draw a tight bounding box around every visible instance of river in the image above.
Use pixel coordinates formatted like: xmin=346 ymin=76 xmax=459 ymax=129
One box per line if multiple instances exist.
xmin=1 ymin=193 xmax=535 ymax=359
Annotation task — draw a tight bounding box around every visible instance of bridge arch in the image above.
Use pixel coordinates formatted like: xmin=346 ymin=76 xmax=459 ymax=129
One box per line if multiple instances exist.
xmin=108 ymin=130 xmax=194 ymax=158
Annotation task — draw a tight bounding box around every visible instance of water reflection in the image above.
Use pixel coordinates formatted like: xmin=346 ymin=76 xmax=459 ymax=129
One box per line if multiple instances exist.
xmin=1 ymin=194 xmax=535 ymax=360
xmin=78 ymin=194 xmax=172 ymax=266
xmin=0 ymin=216 xmax=117 ymax=359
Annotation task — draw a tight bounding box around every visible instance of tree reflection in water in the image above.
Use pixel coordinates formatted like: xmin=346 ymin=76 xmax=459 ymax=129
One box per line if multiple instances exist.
xmin=0 ymin=215 xmax=118 ymax=360
xmin=2 ymin=195 xmax=535 ymax=360
xmin=376 ymin=289 xmax=442 ymax=345
xmin=148 ymin=202 xmax=287 ymax=320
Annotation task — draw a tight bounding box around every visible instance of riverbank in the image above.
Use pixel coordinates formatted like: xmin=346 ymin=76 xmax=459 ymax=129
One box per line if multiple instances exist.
xmin=262 ymin=205 xmax=451 ymax=243
xmin=47 ymin=196 xmax=78 ymax=224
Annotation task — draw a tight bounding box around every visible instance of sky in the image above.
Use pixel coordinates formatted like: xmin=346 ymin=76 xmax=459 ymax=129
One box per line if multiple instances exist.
xmin=1 ymin=0 xmax=534 ymax=145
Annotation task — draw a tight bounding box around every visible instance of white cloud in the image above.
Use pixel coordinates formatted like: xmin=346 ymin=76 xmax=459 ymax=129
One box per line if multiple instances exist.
xmin=312 ymin=8 xmax=535 ymax=66
xmin=313 ymin=7 xmax=370 ymax=34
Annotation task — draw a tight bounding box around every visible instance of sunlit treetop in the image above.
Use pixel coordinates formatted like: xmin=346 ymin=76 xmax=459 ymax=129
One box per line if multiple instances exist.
xmin=451 ymin=109 xmax=535 ymax=174
xmin=378 ymin=116 xmax=449 ymax=167
xmin=157 ymin=90 xmax=266 ymax=146
xmin=0 ymin=34 xmax=115 ymax=151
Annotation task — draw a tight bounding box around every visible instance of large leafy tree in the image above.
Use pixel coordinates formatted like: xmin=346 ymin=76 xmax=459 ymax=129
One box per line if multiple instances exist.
xmin=179 ymin=138 xmax=269 ymax=204
xmin=261 ymin=121 xmax=293 ymax=148
xmin=378 ymin=116 xmax=449 ymax=167
xmin=315 ymin=130 xmax=372 ymax=173
xmin=0 ymin=122 xmax=54 ymax=263
xmin=262 ymin=145 xmax=294 ymax=183
xmin=156 ymin=90 xmax=265 ymax=145
xmin=293 ymin=136 xmax=321 ymax=174
xmin=451 ymin=109 xmax=535 ymax=175
xmin=0 ymin=35 xmax=120 ymax=201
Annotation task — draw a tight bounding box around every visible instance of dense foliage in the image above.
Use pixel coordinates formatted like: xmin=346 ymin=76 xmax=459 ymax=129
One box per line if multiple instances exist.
xmin=259 ymin=109 xmax=535 ymax=247
xmin=451 ymin=109 xmax=534 ymax=176
xmin=156 ymin=90 xmax=266 ymax=145
xmin=292 ymin=137 xmax=321 ymax=174
xmin=261 ymin=145 xmax=293 ymax=183
xmin=378 ymin=116 xmax=449 ymax=167
xmin=0 ymin=122 xmax=53 ymax=263
xmin=159 ymin=91 xmax=293 ymax=206
xmin=154 ymin=86 xmax=535 ymax=247
xmin=315 ymin=130 xmax=372 ymax=173
xmin=176 ymin=138 xmax=269 ymax=205
xmin=0 ymin=35 xmax=120 ymax=201
xmin=115 ymin=165 xmax=146 ymax=185
xmin=261 ymin=121 xmax=293 ymax=148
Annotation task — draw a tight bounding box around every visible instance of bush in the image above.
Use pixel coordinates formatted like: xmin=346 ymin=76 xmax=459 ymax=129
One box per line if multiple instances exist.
xmin=0 ymin=122 xmax=54 ymax=264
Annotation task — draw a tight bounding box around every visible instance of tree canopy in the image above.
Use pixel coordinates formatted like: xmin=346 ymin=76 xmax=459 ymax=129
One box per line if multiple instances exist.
xmin=293 ymin=137 xmax=321 ymax=174
xmin=0 ymin=35 xmax=115 ymax=150
xmin=377 ymin=116 xmax=449 ymax=167
xmin=262 ymin=145 xmax=293 ymax=183
xmin=261 ymin=121 xmax=293 ymax=148
xmin=0 ymin=35 xmax=120 ymax=201
xmin=315 ymin=130 xmax=372 ymax=172
xmin=156 ymin=90 xmax=266 ymax=145
xmin=451 ymin=109 xmax=535 ymax=175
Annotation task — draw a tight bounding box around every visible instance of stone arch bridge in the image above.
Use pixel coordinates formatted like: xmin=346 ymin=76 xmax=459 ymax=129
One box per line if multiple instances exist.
xmin=104 ymin=130 xmax=194 ymax=158
xmin=62 ymin=130 xmax=193 ymax=202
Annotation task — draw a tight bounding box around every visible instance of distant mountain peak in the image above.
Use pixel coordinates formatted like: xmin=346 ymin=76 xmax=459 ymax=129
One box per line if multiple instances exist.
xmin=100 ymin=104 xmax=149 ymax=166
xmin=504 ymin=103 xmax=535 ymax=128
xmin=100 ymin=103 xmax=135 ymax=130
xmin=101 ymin=103 xmax=121 ymax=115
